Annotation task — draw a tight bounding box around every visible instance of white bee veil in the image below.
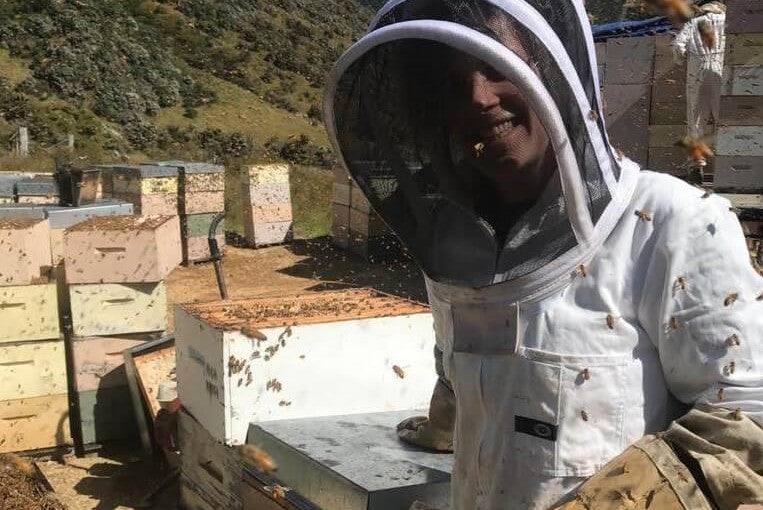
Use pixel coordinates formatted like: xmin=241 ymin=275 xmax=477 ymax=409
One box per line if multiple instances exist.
xmin=325 ymin=0 xmax=640 ymax=292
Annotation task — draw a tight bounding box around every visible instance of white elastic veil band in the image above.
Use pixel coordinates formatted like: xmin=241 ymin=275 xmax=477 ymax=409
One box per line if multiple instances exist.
xmin=324 ymin=19 xmax=596 ymax=244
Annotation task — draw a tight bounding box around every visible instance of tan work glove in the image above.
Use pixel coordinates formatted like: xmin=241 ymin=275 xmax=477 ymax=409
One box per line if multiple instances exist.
xmin=397 ymin=376 xmax=455 ymax=452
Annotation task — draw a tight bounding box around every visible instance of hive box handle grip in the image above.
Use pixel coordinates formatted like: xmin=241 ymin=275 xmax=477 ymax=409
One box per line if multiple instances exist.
xmin=0 ymin=302 xmax=25 ymax=309
xmin=104 ymin=298 xmax=135 ymax=304
xmin=95 ymin=247 xmax=127 ymax=253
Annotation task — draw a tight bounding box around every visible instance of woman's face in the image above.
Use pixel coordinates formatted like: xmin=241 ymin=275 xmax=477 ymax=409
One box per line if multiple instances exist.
xmin=444 ymin=21 xmax=553 ymax=198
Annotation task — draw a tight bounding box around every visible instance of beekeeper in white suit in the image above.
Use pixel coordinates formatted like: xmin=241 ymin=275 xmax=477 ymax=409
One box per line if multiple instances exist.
xmin=325 ymin=1 xmax=763 ymax=508
xmin=673 ymin=1 xmax=727 ymax=142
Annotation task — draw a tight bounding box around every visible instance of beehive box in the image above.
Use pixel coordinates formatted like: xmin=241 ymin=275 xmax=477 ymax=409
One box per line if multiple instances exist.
xmin=0 ymin=393 xmax=71 ymax=453
xmin=72 ymin=334 xmax=156 ymax=392
xmin=183 ymin=235 xmax=224 ymax=263
xmin=0 ymin=218 xmax=52 ymax=286
xmin=175 ymin=289 xmax=436 ymax=445
xmin=245 ymin=221 xmax=292 ymax=247
xmin=726 ymin=0 xmax=763 ymax=33
xmin=16 ymin=178 xmax=59 ymax=205
xmin=243 ymin=164 xmax=290 ymax=188
xmin=604 ymin=36 xmax=655 ymax=85
xmin=102 ymin=165 xmax=179 ymax=216
xmin=78 ymin=385 xmax=137 ymax=444
xmin=64 ymin=215 xmax=181 ymax=284
xmin=717 ymin=126 xmax=763 ymax=157
xmin=180 ymin=191 xmax=225 ymax=215
xmin=0 ymin=340 xmax=66 ymax=401
xmin=181 ymin=213 xmax=225 ymax=239
xmin=715 ymin=156 xmax=763 ymax=192
xmin=726 ymin=33 xmax=763 ymax=66
xmin=0 ymin=284 xmax=59 ymax=343
xmin=69 ymin=282 xmax=167 ymax=336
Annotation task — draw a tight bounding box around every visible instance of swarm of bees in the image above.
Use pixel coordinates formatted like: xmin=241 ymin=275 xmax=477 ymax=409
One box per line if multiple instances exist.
xmin=675 ymin=136 xmax=714 ymax=167
xmin=239 ymin=444 xmax=277 ymax=473
xmin=266 ymin=378 xmax=283 ymax=392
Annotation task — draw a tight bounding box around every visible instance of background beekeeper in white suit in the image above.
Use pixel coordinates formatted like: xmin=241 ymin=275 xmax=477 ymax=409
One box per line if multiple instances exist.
xmin=325 ymin=0 xmax=763 ymax=508
xmin=673 ymin=1 xmax=727 ymax=143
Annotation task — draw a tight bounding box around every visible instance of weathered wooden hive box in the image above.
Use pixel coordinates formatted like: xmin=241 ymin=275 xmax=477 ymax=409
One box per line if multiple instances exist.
xmin=102 ymin=165 xmax=179 ymax=216
xmin=241 ymin=164 xmax=292 ymax=247
xmin=0 ymin=218 xmax=52 ymax=286
xmin=0 ymin=340 xmax=66 ymax=401
xmin=63 ymin=215 xmax=181 ymax=283
xmin=176 ymin=289 xmax=437 ymax=445
xmin=0 ymin=283 xmax=59 ymax=343
xmin=15 ymin=178 xmax=59 ymax=205
xmin=69 ymin=282 xmax=167 ymax=336
xmin=175 ymin=162 xmax=226 ymax=215
xmin=0 ymin=393 xmax=71 ymax=452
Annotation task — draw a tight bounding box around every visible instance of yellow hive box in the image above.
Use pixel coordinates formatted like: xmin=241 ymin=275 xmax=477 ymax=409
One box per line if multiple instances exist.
xmin=243 ymin=164 xmax=290 ymax=187
xmin=113 ymin=175 xmax=178 ymax=195
xmin=69 ymin=282 xmax=167 ymax=337
xmin=0 ymin=340 xmax=66 ymax=401
xmin=0 ymin=393 xmax=71 ymax=453
xmin=0 ymin=284 xmax=59 ymax=344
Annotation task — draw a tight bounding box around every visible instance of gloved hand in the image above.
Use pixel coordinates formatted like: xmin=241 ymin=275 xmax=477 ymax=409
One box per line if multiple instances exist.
xmin=397 ymin=377 xmax=455 ymax=452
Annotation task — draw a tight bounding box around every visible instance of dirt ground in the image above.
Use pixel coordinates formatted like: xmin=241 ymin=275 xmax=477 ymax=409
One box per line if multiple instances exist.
xmin=38 ymin=237 xmax=427 ymax=510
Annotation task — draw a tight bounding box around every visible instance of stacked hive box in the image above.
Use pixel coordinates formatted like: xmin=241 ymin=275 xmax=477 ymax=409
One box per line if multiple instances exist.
xmin=241 ymin=164 xmax=293 ymax=247
xmin=648 ymin=34 xmax=691 ymax=175
xmin=603 ymin=36 xmax=655 ymax=167
xmin=63 ymin=215 xmax=181 ymax=444
xmin=153 ymin=161 xmax=226 ymax=263
xmin=0 ymin=218 xmax=69 ymax=453
xmin=16 ymin=176 xmax=60 ymax=204
xmin=330 ymin=164 xmax=398 ymax=261
xmin=716 ymin=0 xmax=763 ymax=193
xmin=100 ymin=165 xmax=179 ymax=217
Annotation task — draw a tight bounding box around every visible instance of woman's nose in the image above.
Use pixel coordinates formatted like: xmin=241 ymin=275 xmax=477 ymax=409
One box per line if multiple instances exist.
xmin=469 ymin=71 xmax=500 ymax=111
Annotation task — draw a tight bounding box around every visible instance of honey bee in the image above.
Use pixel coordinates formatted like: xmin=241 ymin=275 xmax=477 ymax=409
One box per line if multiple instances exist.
xmin=729 ymin=361 xmax=736 ymax=374
xmin=717 ymin=387 xmax=725 ymax=401
xmin=278 ymin=400 xmax=292 ymax=407
xmin=698 ymin=19 xmax=716 ymax=50
xmin=672 ymin=276 xmax=688 ymax=295
xmin=635 ymin=210 xmax=653 ymax=222
xmin=757 ymin=292 xmax=763 ymax=301
xmin=588 ymin=110 xmax=599 ymax=122
xmin=726 ymin=334 xmax=741 ymax=347
xmin=392 ymin=365 xmax=405 ymax=379
xmin=578 ymin=264 xmax=588 ymax=277
xmin=242 ymin=326 xmax=267 ymax=342
xmin=581 ymin=368 xmax=591 ymax=381
xmin=731 ymin=408 xmax=743 ymax=421
xmin=473 ymin=142 xmax=486 ymax=158
xmin=606 ymin=314 xmax=617 ymax=330
xmin=667 ymin=316 xmax=680 ymax=331
xmin=270 ymin=484 xmax=288 ymax=500
xmin=615 ymin=149 xmax=625 ymax=161
xmin=240 ymin=444 xmax=277 ymax=473
xmin=724 ymin=292 xmax=739 ymax=307
xmin=581 ymin=410 xmax=589 ymax=422
xmin=675 ymin=136 xmax=714 ymax=167
xmin=246 ymin=372 xmax=253 ymax=386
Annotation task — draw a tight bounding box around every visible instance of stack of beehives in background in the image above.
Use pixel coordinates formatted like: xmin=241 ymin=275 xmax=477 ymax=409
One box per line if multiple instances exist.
xmin=601 ymin=36 xmax=655 ymax=168
xmin=330 ymin=165 xmax=397 ymax=261
xmin=63 ymin=215 xmax=181 ymax=444
xmin=100 ymin=165 xmax=179 ymax=217
xmin=716 ymin=0 xmax=763 ymax=264
xmin=0 ymin=218 xmax=68 ymax=453
xmin=241 ymin=164 xmax=293 ymax=248
xmin=16 ymin=176 xmax=60 ymax=204
xmin=174 ymin=162 xmax=226 ymax=263
xmin=648 ymin=35 xmax=691 ymax=175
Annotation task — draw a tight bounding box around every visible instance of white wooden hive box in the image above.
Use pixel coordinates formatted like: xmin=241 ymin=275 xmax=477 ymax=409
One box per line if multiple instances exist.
xmin=176 ymin=289 xmax=437 ymax=445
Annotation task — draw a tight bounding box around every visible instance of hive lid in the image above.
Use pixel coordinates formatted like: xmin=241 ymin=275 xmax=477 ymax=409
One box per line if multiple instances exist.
xmin=0 ymin=204 xmax=50 ymax=220
xmin=0 ymin=217 xmax=47 ymax=229
xmin=109 ymin=165 xmax=178 ymax=178
xmin=66 ymin=214 xmax=175 ymax=232
xmin=181 ymin=288 xmax=429 ymax=331
xmin=46 ymin=201 xmax=134 ymax=229
xmin=148 ymin=160 xmax=225 ymax=174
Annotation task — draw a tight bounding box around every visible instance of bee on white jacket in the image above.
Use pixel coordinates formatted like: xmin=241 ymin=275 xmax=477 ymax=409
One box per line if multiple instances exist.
xmin=325 ymin=0 xmax=763 ymax=508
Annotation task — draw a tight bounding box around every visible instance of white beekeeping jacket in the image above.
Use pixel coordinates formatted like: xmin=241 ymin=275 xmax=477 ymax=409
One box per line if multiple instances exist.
xmin=673 ymin=7 xmax=726 ymax=76
xmin=325 ymin=0 xmax=763 ymax=508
